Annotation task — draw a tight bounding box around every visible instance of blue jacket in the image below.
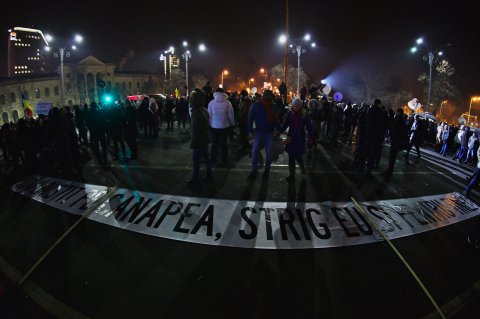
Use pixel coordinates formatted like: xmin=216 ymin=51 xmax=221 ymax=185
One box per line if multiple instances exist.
xmin=248 ymin=101 xmax=279 ymax=134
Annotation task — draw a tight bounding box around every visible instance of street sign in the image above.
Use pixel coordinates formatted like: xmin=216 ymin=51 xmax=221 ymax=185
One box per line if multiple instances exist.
xmin=35 ymin=102 xmax=53 ymax=116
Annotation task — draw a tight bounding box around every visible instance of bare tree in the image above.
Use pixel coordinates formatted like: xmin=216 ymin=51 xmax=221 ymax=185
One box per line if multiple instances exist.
xmin=418 ymin=59 xmax=460 ymax=114
xmin=192 ymin=74 xmax=208 ymax=90
xmin=269 ymin=64 xmax=309 ymax=94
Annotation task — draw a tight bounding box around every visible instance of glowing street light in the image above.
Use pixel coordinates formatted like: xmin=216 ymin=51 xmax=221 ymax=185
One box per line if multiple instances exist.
xmin=45 ymin=34 xmax=53 ymax=42
xmin=221 ymin=70 xmax=229 ymax=88
xmin=198 ymin=43 xmax=206 ymax=51
xmin=278 ymin=34 xmax=287 ymax=44
xmin=248 ymin=77 xmax=254 ymax=87
xmin=304 ymin=33 xmax=311 ymax=41
xmin=45 ymin=34 xmax=83 ymax=106
xmin=416 ymin=37 xmax=423 ymax=45
xmin=182 ymin=41 xmax=188 ymax=47
xmin=260 ymin=67 xmax=268 ymax=83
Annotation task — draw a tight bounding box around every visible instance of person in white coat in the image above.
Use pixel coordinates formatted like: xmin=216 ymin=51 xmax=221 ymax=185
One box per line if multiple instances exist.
xmin=208 ymin=88 xmax=235 ymax=164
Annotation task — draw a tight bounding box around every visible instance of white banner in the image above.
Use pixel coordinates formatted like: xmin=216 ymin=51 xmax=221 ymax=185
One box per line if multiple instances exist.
xmin=11 ymin=175 xmax=480 ymax=249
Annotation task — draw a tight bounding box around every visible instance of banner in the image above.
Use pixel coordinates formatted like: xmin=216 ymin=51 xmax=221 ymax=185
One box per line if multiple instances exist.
xmin=11 ymin=175 xmax=480 ymax=249
xmin=35 ymin=102 xmax=53 ymax=116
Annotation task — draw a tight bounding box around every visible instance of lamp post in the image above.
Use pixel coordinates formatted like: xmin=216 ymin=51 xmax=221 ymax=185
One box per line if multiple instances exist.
xmin=180 ymin=41 xmax=206 ymax=96
xmin=280 ymin=33 xmax=315 ymax=97
xmin=248 ymin=77 xmax=254 ymax=88
xmin=44 ymin=34 xmax=83 ymax=107
xmin=468 ymin=97 xmax=480 ymax=125
xmin=410 ymin=37 xmax=449 ymax=113
xmin=220 ymin=70 xmax=228 ymax=88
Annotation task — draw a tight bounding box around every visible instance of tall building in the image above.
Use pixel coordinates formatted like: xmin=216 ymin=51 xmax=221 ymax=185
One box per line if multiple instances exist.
xmin=162 ymin=54 xmax=180 ymax=81
xmin=7 ymin=27 xmax=49 ymax=77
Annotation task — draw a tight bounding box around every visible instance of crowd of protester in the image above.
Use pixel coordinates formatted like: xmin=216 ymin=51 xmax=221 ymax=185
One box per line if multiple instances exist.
xmin=1 ymin=82 xmax=479 ymax=194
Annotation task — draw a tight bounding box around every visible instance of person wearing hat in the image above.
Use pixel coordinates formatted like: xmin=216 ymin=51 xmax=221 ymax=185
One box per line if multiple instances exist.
xmin=187 ymin=89 xmax=212 ymax=186
xmin=247 ymin=89 xmax=280 ymax=178
xmin=281 ymin=98 xmax=313 ymax=182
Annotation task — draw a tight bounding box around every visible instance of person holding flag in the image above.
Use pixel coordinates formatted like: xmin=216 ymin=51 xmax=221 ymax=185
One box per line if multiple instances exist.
xmin=21 ymin=92 xmax=34 ymax=118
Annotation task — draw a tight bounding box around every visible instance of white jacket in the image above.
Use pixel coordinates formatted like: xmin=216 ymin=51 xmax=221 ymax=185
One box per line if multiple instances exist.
xmin=208 ymin=92 xmax=235 ymax=129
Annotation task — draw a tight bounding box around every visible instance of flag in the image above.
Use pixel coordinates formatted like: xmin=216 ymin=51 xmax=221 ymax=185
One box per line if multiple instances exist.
xmin=174 ymin=87 xmax=179 ymax=98
xmin=21 ymin=92 xmax=33 ymax=118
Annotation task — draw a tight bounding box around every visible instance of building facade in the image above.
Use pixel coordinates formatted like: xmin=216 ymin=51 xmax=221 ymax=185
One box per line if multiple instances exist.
xmin=0 ymin=55 xmax=163 ymax=123
xmin=8 ymin=27 xmax=49 ymax=77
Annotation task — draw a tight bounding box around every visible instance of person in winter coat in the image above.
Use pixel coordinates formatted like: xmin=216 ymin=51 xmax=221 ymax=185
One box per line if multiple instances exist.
xmin=465 ymin=131 xmax=479 ymax=164
xmin=308 ymin=98 xmax=320 ymax=149
xmin=353 ymin=103 xmax=369 ymax=168
xmin=88 ymin=103 xmax=108 ymax=163
xmin=452 ymin=126 xmax=469 ymax=161
xmin=365 ymin=99 xmax=385 ymax=174
xmin=300 ymin=86 xmax=307 ymax=102
xmin=436 ymin=122 xmax=444 ymax=144
xmin=164 ymin=97 xmax=175 ymax=130
xmin=330 ymin=103 xmax=344 ymax=148
xmin=405 ymin=114 xmax=424 ymax=164
xmin=385 ymin=108 xmax=408 ymax=176
xmin=439 ymin=125 xmax=450 ymax=156
xmin=281 ymin=98 xmax=313 ymax=182
xmin=464 ymin=146 xmax=480 ymax=198
xmin=187 ymin=89 xmax=212 ymax=186
xmin=248 ymin=90 xmax=280 ymax=178
xmin=238 ymin=90 xmax=252 ymax=153
xmin=207 ymin=88 xmax=235 ymax=164
xmin=124 ymin=100 xmax=138 ymax=160
xmin=108 ymin=103 xmax=127 ymax=160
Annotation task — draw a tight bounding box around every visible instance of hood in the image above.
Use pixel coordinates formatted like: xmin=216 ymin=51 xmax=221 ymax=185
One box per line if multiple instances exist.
xmin=213 ymin=92 xmax=228 ymax=102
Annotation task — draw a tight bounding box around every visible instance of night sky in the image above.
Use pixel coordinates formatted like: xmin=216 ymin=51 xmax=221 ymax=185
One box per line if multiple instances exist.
xmin=2 ymin=0 xmax=479 ymax=106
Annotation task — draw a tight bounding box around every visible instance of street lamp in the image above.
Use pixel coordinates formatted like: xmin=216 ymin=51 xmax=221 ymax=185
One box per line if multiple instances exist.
xmin=44 ymin=33 xmax=83 ymax=107
xmin=248 ymin=77 xmax=254 ymax=88
xmin=220 ymin=70 xmax=229 ymax=88
xmin=468 ymin=97 xmax=480 ymax=125
xmin=410 ymin=37 xmax=450 ymax=113
xmin=280 ymin=33 xmax=315 ymax=97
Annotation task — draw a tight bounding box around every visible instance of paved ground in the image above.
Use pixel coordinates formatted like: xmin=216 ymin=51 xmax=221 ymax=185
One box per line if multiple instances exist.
xmin=1 ymin=127 xmax=480 ymax=318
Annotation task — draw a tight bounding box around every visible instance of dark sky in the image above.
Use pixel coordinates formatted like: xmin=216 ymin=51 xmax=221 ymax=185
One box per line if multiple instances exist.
xmin=2 ymin=0 xmax=479 ymax=100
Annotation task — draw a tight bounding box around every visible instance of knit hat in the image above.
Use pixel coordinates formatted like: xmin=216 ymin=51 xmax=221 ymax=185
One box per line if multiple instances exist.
xmin=292 ymin=98 xmax=302 ymax=107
